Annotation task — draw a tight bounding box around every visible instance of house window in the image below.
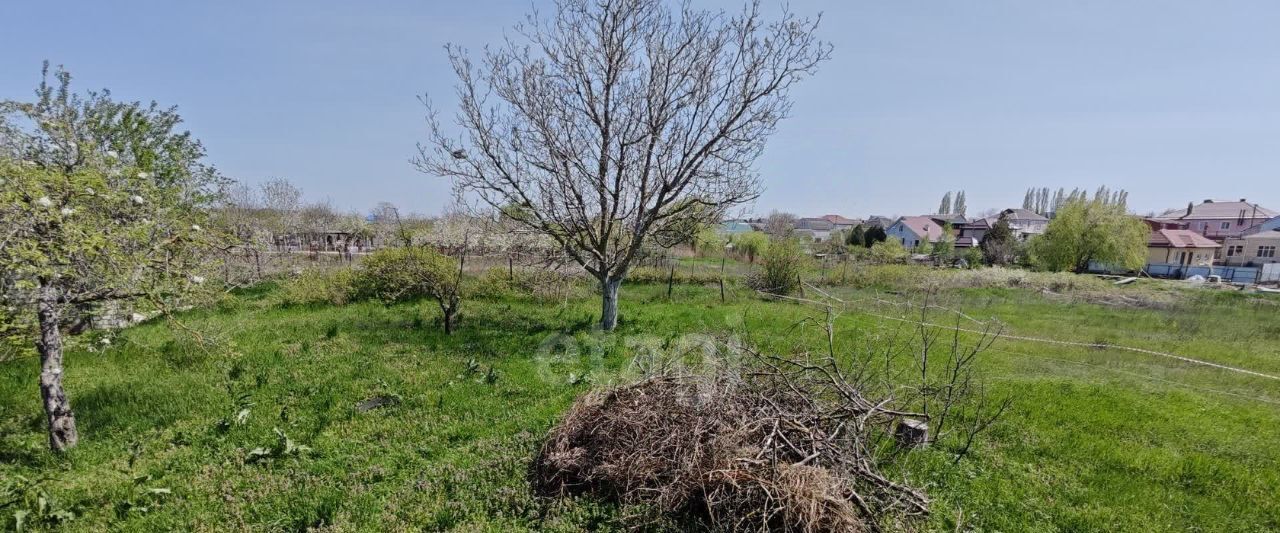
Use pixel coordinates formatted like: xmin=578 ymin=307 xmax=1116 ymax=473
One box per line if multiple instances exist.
xmin=1220 ymin=221 xmax=1231 ymax=230
xmin=1260 ymin=246 xmax=1277 ymax=258
xmin=1226 ymin=245 xmax=1243 ymax=257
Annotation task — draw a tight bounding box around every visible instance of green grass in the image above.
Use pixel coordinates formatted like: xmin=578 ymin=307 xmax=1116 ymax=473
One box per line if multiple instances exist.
xmin=2 ymin=269 xmax=1280 ymax=531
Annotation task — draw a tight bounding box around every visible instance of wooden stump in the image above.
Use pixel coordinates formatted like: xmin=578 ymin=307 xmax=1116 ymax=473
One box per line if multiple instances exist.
xmin=895 ymin=418 xmax=929 ymax=448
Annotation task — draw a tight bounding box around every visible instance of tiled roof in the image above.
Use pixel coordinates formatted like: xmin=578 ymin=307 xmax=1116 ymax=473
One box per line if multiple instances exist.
xmin=1001 ymin=208 xmax=1049 ymax=222
xmin=893 ymin=216 xmax=947 ymax=241
xmin=1155 ymin=200 xmax=1277 ymax=221
xmin=796 ymin=218 xmax=834 ymax=231
xmin=820 ymin=214 xmax=860 ymax=225
xmin=1148 ymin=229 xmax=1221 ymax=248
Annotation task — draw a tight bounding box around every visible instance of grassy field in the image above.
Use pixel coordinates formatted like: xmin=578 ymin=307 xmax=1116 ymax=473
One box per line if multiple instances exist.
xmin=2 ymin=265 xmax=1279 ymax=531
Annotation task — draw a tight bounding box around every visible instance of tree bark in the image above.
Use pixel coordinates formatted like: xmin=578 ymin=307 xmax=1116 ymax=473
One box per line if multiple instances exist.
xmin=600 ymin=277 xmax=622 ymax=331
xmin=36 ymin=286 xmax=78 ymax=452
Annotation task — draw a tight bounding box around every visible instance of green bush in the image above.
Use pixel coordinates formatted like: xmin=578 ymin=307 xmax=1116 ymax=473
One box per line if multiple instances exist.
xmin=356 ymin=247 xmax=463 ymax=333
xmin=356 ymin=247 xmax=458 ymax=304
xmin=752 ymin=237 xmax=806 ymax=295
xmin=869 ymin=239 xmax=909 ymax=264
xmin=470 ymin=268 xmax=518 ymax=299
xmin=963 ymin=247 xmax=984 ymax=268
xmin=278 ymin=268 xmax=357 ymax=307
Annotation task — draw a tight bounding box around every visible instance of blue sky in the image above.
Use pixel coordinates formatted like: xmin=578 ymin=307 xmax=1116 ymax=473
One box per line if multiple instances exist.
xmin=3 ymin=0 xmax=1278 ymax=218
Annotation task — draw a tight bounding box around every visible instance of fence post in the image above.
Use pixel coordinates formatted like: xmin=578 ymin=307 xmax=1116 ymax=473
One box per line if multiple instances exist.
xmin=667 ymin=264 xmax=675 ymax=299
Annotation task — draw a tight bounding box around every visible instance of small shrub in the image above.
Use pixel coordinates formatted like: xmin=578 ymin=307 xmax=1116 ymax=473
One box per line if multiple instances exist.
xmin=752 ymin=237 xmax=806 ymax=295
xmin=963 ymin=246 xmax=984 ymax=268
xmin=357 ymin=247 xmax=463 ymax=333
xmin=869 ymin=239 xmax=909 ymax=264
xmin=469 ymin=268 xmax=517 ymax=299
xmin=278 ymin=268 xmax=357 ymax=307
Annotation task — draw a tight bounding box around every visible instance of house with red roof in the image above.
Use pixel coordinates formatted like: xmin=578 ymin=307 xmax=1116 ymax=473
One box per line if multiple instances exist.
xmin=1146 ymin=229 xmax=1220 ymax=268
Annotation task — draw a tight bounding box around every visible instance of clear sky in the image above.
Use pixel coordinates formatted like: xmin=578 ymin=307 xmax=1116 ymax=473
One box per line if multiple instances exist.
xmin=3 ymin=0 xmax=1278 ymax=218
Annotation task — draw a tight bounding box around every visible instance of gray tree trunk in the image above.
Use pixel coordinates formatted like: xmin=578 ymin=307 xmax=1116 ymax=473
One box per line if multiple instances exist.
xmin=36 ymin=286 xmax=78 ymax=452
xmin=599 ymin=277 xmax=622 ymax=331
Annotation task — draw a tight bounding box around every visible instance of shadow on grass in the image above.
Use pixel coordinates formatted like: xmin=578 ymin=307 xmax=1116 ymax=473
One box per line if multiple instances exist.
xmin=75 ymin=381 xmax=186 ymax=436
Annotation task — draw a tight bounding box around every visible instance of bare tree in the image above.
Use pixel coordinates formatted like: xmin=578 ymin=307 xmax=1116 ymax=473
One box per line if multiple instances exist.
xmin=415 ymin=0 xmax=830 ymax=330
xmin=763 ymin=210 xmax=798 ymax=238
xmin=259 ymin=177 xmax=302 ymax=249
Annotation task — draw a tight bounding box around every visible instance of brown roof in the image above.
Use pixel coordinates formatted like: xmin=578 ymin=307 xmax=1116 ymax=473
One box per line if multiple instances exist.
xmin=1148 ymin=229 xmax=1221 ymax=249
xmin=820 ymin=214 xmax=859 ymax=225
xmin=894 ymin=216 xmax=947 ymax=241
xmin=1156 ymin=200 xmax=1277 ymax=221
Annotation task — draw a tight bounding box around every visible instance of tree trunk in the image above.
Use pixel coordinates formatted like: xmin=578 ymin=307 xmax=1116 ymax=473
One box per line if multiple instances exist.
xmin=36 ymin=287 xmax=78 ymax=452
xmin=599 ymin=277 xmax=622 ymax=331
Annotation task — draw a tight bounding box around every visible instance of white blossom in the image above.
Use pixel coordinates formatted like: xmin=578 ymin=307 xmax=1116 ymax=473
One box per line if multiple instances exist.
xmin=131 ymin=195 xmax=145 ymax=205
xmin=106 ymin=150 xmax=119 ymax=159
xmin=191 ymin=275 xmax=206 ymax=285
xmin=130 ymin=313 xmax=147 ymax=322
xmin=60 ymin=207 xmax=75 ymax=216
xmin=137 ymin=172 xmax=151 ymax=179
xmin=100 ymin=338 xmax=112 ymax=346
xmin=36 ymin=196 xmax=53 ymax=207
xmin=85 ymin=187 xmax=96 ymax=195
xmin=191 ymin=224 xmax=202 ymax=231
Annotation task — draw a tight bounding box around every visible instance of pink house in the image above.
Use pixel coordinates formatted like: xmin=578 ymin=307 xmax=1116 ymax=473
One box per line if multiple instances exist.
xmin=885 ymin=216 xmax=947 ymax=249
xmin=1152 ymin=199 xmax=1276 ymax=241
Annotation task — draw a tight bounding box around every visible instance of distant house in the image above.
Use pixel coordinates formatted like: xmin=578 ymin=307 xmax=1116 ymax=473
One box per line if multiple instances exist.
xmin=1147 ymin=229 xmax=1219 ymax=269
xmin=819 ymin=214 xmax=862 ymax=231
xmin=796 ymin=218 xmax=835 ymax=241
xmin=999 ymin=208 xmax=1050 ymax=238
xmin=885 ymin=216 xmax=946 ymax=249
xmin=863 ymin=216 xmax=895 ymax=229
xmin=1151 ymin=199 xmax=1277 ymax=241
xmin=1242 ymin=215 xmax=1280 ymax=236
xmin=925 ymin=214 xmax=968 ymax=227
xmin=719 ymin=220 xmax=755 ymax=235
xmin=1221 ymin=229 xmax=1280 ymax=267
xmin=958 ymin=217 xmax=997 ymax=242
xmin=273 ymin=230 xmax=377 ymax=253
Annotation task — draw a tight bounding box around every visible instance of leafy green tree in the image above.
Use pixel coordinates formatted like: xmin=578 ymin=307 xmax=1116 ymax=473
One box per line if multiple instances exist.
xmin=954 ymin=190 xmax=967 ymax=217
xmin=938 ymin=192 xmax=952 ymax=215
xmin=358 ymin=247 xmax=464 ymax=334
xmin=694 ymin=226 xmax=727 ymax=257
xmin=962 ymin=246 xmax=983 ymax=268
xmin=845 ymin=225 xmax=866 ymax=248
xmin=1028 ymin=198 xmax=1148 ymax=273
xmin=980 ymin=218 xmax=1016 ymax=265
xmin=931 ymin=223 xmax=956 ymax=262
xmin=0 ymin=64 xmax=225 ymax=451
xmin=863 ymin=226 xmax=887 ymax=247
xmin=733 ymin=231 xmax=768 ymax=264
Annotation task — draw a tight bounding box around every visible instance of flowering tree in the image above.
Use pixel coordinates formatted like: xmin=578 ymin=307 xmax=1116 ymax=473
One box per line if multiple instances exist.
xmin=0 ymin=64 xmax=224 ymax=451
xmin=416 ymin=0 xmax=830 ymax=330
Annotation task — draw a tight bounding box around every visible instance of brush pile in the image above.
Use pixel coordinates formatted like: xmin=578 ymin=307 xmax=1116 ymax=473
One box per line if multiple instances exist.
xmin=530 ymin=358 xmax=930 ymax=532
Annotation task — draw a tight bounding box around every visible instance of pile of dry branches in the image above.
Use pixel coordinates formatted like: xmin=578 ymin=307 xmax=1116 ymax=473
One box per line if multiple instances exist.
xmin=531 ymin=359 xmax=931 ymax=532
